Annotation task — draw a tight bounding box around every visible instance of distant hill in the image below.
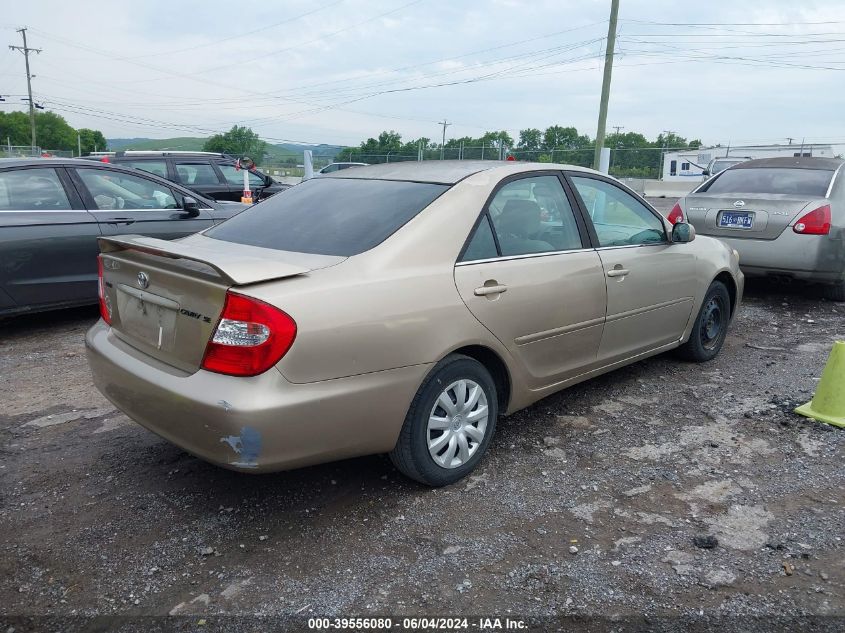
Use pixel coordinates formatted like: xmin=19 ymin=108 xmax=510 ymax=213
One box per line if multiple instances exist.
xmin=106 ymin=137 xmax=346 ymax=163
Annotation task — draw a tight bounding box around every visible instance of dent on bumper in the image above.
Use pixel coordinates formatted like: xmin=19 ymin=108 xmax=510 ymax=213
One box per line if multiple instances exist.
xmin=85 ymin=321 xmax=431 ymax=473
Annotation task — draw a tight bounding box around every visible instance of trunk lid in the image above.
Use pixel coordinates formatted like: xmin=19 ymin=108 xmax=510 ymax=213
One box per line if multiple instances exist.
xmin=682 ymin=193 xmax=823 ymax=240
xmin=99 ymin=233 xmax=344 ymax=372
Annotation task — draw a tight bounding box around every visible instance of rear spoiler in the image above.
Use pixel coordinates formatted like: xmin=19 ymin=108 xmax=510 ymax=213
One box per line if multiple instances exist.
xmin=98 ymin=235 xmax=311 ymax=286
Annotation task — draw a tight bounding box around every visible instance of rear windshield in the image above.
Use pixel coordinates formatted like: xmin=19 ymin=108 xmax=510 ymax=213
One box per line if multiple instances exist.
xmin=701 ymin=167 xmax=833 ymax=196
xmin=205 ymin=178 xmax=448 ymax=256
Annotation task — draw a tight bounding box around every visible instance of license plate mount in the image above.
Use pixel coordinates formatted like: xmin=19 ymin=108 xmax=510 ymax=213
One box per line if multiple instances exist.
xmin=719 ymin=211 xmax=753 ymax=229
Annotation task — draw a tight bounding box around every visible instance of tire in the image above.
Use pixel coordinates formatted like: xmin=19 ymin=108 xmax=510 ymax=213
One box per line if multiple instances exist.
xmin=822 ymin=281 xmax=845 ymax=302
xmin=676 ymin=281 xmax=731 ymax=363
xmin=390 ymin=354 xmax=498 ymax=487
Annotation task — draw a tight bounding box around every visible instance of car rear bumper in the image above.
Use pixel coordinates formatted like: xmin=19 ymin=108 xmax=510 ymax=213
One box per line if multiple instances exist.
xmin=715 ymin=232 xmax=845 ymax=284
xmin=86 ymin=320 xmax=430 ymax=473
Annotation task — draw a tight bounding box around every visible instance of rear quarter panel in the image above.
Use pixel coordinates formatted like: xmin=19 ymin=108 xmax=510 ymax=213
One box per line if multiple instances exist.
xmin=243 ymin=174 xmax=525 ymax=397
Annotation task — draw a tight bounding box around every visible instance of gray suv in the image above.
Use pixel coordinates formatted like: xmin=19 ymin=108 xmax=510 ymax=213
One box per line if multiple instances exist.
xmin=89 ymin=151 xmax=289 ymax=202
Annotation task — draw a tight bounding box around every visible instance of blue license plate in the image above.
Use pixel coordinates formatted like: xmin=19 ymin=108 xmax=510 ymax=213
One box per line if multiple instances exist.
xmin=719 ymin=211 xmax=753 ymax=229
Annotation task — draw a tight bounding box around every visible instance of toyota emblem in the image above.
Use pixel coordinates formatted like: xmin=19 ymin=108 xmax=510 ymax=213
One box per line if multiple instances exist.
xmin=137 ymin=272 xmax=150 ymax=289
xmin=733 ymin=200 xmax=746 ymax=208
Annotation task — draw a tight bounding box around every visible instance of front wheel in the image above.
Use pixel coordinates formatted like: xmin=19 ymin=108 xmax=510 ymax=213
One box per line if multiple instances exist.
xmin=677 ymin=281 xmax=731 ymax=362
xmin=390 ymin=355 xmax=498 ymax=486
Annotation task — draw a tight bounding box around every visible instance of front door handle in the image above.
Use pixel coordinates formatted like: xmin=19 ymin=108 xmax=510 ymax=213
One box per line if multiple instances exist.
xmin=474 ymin=284 xmax=508 ymax=296
xmin=606 ymin=267 xmax=630 ymax=278
xmin=105 ymin=216 xmax=135 ymax=225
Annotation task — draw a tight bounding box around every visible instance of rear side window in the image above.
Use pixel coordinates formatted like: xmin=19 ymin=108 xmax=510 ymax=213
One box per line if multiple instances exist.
xmin=175 ymin=162 xmax=221 ymax=186
xmin=124 ymin=160 xmax=167 ymax=178
xmin=206 ymin=178 xmax=448 ymax=256
xmin=0 ymin=168 xmax=72 ymax=210
xmin=701 ymin=168 xmax=833 ymax=196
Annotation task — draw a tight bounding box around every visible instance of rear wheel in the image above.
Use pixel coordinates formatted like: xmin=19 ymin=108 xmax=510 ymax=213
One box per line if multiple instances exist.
xmin=677 ymin=281 xmax=731 ymax=362
xmin=390 ymin=355 xmax=498 ymax=486
xmin=822 ymin=280 xmax=845 ymax=302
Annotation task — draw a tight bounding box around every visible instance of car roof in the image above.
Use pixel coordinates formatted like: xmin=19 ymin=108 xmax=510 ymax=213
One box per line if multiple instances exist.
xmin=319 ymin=160 xmax=602 ymax=185
xmin=732 ymin=156 xmax=844 ymax=170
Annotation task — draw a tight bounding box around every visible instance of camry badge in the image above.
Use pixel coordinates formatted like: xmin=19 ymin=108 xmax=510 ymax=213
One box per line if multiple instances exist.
xmin=137 ymin=272 xmax=150 ymax=289
xmin=733 ymin=200 xmax=746 ymax=208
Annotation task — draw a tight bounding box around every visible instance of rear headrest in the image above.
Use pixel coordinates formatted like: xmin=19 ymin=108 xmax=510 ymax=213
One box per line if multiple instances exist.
xmin=498 ymin=199 xmax=542 ymax=237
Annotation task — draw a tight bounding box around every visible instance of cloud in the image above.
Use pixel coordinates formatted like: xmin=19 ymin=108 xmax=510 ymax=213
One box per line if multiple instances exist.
xmin=1 ymin=0 xmax=842 ymax=147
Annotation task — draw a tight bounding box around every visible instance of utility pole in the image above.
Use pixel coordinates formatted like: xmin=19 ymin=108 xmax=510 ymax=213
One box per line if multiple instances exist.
xmin=77 ymin=132 xmax=82 ymax=157
xmin=438 ymin=119 xmax=451 ymax=160
xmin=592 ymin=0 xmax=620 ymax=170
xmin=9 ymin=28 xmax=41 ymax=152
xmin=660 ymin=130 xmax=674 ymax=179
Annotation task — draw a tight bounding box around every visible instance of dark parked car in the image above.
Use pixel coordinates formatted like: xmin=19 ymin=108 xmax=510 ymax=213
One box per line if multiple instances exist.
xmin=0 ymin=158 xmax=248 ymax=316
xmin=88 ymin=151 xmax=289 ymax=202
xmin=317 ymin=162 xmax=369 ymax=175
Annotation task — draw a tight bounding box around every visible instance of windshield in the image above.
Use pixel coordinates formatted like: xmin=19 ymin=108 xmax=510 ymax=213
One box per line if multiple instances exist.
xmin=205 ymin=178 xmax=448 ymax=256
xmin=700 ymin=167 xmax=834 ymax=196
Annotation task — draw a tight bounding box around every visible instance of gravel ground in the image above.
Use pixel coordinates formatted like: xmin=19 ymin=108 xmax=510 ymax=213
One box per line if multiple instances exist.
xmin=1 ymin=199 xmax=844 ymax=631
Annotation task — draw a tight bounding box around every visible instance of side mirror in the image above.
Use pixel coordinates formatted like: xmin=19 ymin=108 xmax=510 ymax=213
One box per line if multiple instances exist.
xmin=264 ymin=174 xmax=274 ymax=187
xmin=702 ymin=169 xmax=710 ymax=176
xmin=672 ymin=221 xmax=695 ymax=243
xmin=181 ymin=196 xmax=200 ymax=217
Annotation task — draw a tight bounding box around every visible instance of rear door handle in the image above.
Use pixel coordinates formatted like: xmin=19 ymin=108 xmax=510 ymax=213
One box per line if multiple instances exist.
xmin=474 ymin=284 xmax=508 ymax=296
xmin=606 ymin=268 xmax=630 ymax=278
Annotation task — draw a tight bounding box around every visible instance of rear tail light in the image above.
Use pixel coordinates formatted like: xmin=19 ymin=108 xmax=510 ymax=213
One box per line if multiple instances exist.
xmin=201 ymin=291 xmax=297 ymax=377
xmin=793 ymin=204 xmax=831 ymax=235
xmin=97 ymin=255 xmax=112 ymax=325
xmin=668 ymin=202 xmax=684 ymax=224
xmin=99 ymin=156 xmax=110 ymax=163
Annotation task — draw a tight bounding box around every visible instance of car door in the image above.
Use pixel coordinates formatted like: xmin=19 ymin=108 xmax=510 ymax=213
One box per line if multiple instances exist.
xmin=217 ymin=162 xmax=267 ymax=201
xmin=567 ymin=174 xmax=697 ymax=363
xmin=172 ymin=159 xmax=229 ymax=200
xmin=454 ymin=173 xmax=607 ymax=388
xmin=69 ymin=166 xmax=215 ymax=240
xmin=0 ymin=165 xmax=101 ymax=309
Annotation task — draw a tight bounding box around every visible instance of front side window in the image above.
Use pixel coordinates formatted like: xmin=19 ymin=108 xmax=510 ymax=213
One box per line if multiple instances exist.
xmin=570 ymin=176 xmax=666 ymax=247
xmin=486 ymin=175 xmax=583 ymax=257
xmin=0 ymin=168 xmax=71 ymax=210
xmin=206 ymin=178 xmax=447 ymax=256
xmin=77 ymin=168 xmax=178 ymax=210
xmin=174 ymin=162 xmax=221 ymax=186
xmin=218 ymin=164 xmax=265 ymax=187
xmin=124 ymin=160 xmax=167 ymax=178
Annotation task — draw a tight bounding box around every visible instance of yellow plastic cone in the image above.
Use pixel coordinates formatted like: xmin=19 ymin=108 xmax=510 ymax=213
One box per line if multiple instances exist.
xmin=795 ymin=340 xmax=845 ymax=428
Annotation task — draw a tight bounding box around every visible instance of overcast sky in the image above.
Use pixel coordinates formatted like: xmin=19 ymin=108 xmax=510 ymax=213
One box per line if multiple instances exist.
xmin=2 ymin=0 xmax=844 ymax=147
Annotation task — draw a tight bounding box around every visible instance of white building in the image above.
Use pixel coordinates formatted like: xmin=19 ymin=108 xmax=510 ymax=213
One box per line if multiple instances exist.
xmin=661 ymin=144 xmax=835 ymax=181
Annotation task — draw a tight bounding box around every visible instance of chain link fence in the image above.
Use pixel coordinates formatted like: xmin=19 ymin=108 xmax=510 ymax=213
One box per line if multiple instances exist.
xmin=320 ymin=145 xmax=671 ymax=179
xmin=1 ymin=145 xmax=75 ymax=158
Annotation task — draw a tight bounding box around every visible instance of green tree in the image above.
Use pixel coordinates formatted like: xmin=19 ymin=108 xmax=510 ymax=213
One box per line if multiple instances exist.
xmin=517 ymin=128 xmax=542 ymax=151
xmin=0 ymin=111 xmax=31 ymax=146
xmin=35 ymin=111 xmax=77 ymax=150
xmin=0 ymin=110 xmax=101 ymax=153
xmin=77 ymin=128 xmax=108 ymax=154
xmin=204 ymin=125 xmax=268 ymax=162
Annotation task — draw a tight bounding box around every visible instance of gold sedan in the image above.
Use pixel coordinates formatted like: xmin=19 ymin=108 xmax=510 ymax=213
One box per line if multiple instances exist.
xmin=86 ymin=161 xmax=743 ymax=486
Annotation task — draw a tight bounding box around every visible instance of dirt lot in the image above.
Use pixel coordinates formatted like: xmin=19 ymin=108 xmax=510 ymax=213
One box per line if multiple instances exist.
xmin=2 ymin=200 xmax=844 ymax=631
